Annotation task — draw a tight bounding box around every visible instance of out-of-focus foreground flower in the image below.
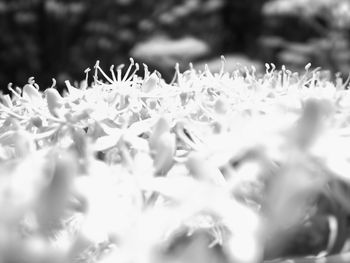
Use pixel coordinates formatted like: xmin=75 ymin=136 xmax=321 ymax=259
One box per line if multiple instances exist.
xmin=1 ymin=59 xmax=350 ymax=263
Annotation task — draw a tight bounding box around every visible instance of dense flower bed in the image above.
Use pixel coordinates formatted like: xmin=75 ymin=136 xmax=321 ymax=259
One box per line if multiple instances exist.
xmin=1 ymin=58 xmax=350 ymax=262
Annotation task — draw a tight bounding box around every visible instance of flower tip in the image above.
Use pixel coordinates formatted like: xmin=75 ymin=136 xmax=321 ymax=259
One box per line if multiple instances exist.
xmin=270 ymin=63 xmax=276 ymax=71
xmin=28 ymin=76 xmax=35 ymax=85
xmin=50 ymin=78 xmax=57 ymax=89
xmin=117 ymin=64 xmax=125 ymax=70
xmin=305 ymin=63 xmax=312 ymax=71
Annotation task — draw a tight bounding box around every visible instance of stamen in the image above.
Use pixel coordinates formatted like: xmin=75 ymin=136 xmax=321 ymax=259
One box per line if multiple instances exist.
xmin=286 ymin=69 xmax=292 ymax=85
xmin=335 ymin=72 xmax=342 ymax=89
xmin=33 ymin=83 xmax=40 ymax=90
xmin=204 ymin=64 xmax=214 ymax=80
xmin=277 ymin=71 xmax=283 ymax=88
xmin=298 ymin=63 xmax=312 ymax=88
xmin=170 ymin=63 xmax=181 ymax=85
xmin=28 ymin=77 xmax=35 ymax=85
xmin=50 ymin=78 xmax=57 ymax=89
xmin=84 ymin=68 xmax=90 ymax=90
xmin=270 ymin=63 xmax=276 ymax=73
xmin=341 ymin=73 xmax=350 ymax=90
xmin=244 ymin=66 xmax=251 ymax=80
xmin=122 ymin=58 xmax=135 ymax=82
xmin=143 ymin=63 xmax=150 ymax=79
xmin=93 ymin=61 xmax=99 ymax=85
xmin=117 ymin=64 xmax=125 ymax=82
xmin=125 ymin=63 xmax=139 ymax=82
xmin=219 ymin=55 xmax=226 ymax=77
xmin=251 ymin=65 xmax=256 ymax=77
xmin=110 ymin=65 xmax=117 ymax=82
xmin=96 ymin=62 xmax=114 ymax=84
xmin=281 ymin=65 xmax=286 ymax=88
xmin=8 ymin=84 xmax=22 ymax=99
xmin=304 ymin=67 xmax=321 ymax=87
xmin=305 ymin=63 xmax=312 ymax=71
xmin=16 ymin=87 xmax=22 ymax=95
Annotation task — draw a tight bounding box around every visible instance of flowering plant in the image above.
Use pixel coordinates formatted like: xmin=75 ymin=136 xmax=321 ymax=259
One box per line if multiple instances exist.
xmin=1 ymin=58 xmax=350 ymax=263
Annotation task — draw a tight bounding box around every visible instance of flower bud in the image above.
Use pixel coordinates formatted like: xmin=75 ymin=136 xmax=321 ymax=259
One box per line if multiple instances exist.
xmin=141 ymin=72 xmax=158 ymax=93
xmin=45 ymin=88 xmax=63 ymax=117
xmin=23 ymin=84 xmax=42 ymax=104
xmin=30 ymin=116 xmax=43 ymax=128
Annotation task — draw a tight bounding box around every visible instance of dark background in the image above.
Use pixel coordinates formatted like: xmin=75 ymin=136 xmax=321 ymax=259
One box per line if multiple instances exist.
xmin=0 ymin=0 xmax=350 ymax=91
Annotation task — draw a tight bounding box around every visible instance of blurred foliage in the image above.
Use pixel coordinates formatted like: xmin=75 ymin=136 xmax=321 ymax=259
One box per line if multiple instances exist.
xmin=1 ymin=0 xmax=350 ymax=89
xmin=0 ymin=0 xmax=159 ymax=89
xmin=221 ymin=0 xmax=268 ymax=54
xmin=261 ymin=0 xmax=350 ymax=74
xmin=0 ymin=0 xmax=227 ymax=89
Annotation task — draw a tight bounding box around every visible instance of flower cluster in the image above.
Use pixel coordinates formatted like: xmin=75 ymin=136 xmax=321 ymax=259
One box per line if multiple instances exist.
xmin=1 ymin=58 xmax=350 ymax=263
